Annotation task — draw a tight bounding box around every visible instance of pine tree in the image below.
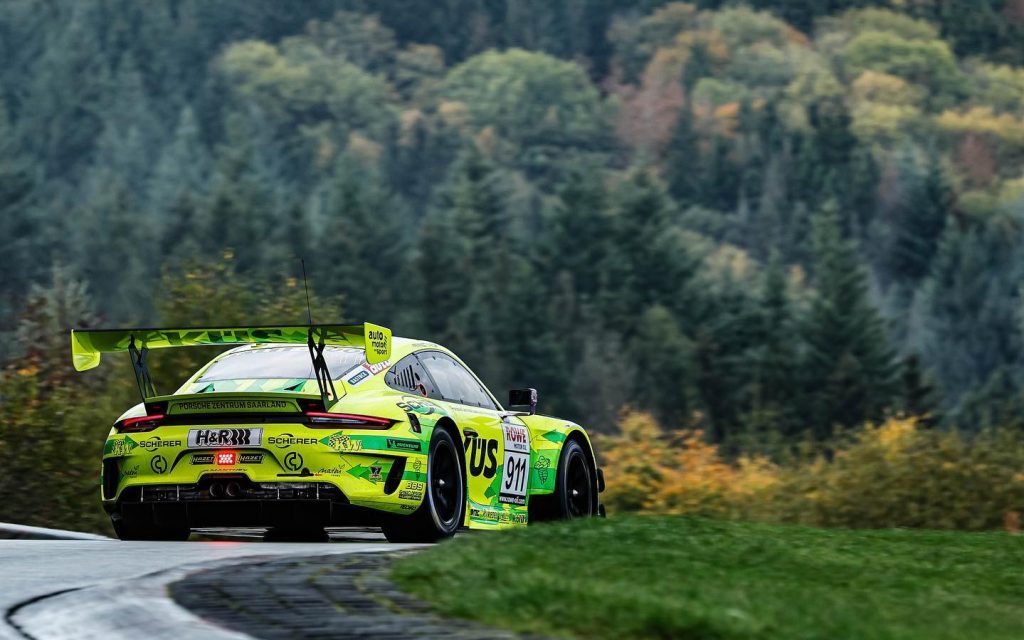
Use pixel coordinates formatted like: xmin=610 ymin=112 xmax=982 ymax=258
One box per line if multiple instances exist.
xmin=802 ymin=201 xmax=898 ymax=438
xmin=885 ymin=148 xmax=952 ymax=283
xmin=628 ymin=304 xmax=695 ymax=428
xmin=664 ymin=103 xmax=701 ymax=205
xmin=744 ymin=254 xmax=802 ymax=441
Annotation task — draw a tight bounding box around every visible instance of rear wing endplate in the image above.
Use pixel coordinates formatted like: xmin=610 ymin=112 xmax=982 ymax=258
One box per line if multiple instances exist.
xmin=70 ymin=323 xmax=392 ymax=406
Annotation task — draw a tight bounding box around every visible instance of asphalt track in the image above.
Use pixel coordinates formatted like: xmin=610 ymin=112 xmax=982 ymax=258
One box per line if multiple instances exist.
xmin=0 ymin=528 xmax=412 ymax=640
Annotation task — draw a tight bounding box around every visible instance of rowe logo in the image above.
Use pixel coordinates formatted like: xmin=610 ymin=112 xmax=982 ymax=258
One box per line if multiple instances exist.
xmin=187 ymin=428 xmax=263 ymax=448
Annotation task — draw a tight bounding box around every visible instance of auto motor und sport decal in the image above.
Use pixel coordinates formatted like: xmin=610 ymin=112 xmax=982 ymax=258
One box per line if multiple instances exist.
xmin=187 ymin=428 xmax=263 ymax=448
xmin=499 ymin=421 xmax=530 ymax=506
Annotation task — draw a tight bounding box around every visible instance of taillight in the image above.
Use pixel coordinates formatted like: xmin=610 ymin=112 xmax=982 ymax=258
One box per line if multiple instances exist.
xmin=115 ymin=414 xmax=165 ymax=433
xmin=303 ymin=411 xmax=394 ymax=429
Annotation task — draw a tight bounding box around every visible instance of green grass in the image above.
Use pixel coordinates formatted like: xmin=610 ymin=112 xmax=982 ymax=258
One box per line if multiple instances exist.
xmin=391 ymin=516 xmax=1024 ymax=639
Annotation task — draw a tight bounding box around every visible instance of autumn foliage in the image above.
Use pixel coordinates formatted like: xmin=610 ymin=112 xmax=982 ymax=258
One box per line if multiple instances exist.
xmin=600 ymin=411 xmax=1024 ymax=531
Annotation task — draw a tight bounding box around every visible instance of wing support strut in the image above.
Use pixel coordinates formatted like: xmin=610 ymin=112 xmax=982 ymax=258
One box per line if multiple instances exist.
xmin=307 ymin=328 xmax=337 ymax=408
xmin=127 ymin=336 xmax=157 ymax=401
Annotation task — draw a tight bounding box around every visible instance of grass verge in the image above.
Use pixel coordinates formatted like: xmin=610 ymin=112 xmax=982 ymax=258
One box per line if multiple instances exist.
xmin=391 ymin=516 xmax=1024 ymax=639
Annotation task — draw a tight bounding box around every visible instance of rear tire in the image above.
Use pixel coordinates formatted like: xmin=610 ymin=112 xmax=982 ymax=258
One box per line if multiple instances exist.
xmin=382 ymin=427 xmax=464 ymax=543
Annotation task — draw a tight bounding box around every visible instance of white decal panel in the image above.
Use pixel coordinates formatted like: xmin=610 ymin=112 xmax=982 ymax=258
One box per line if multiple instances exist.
xmin=499 ymin=421 xmax=530 ymax=506
xmin=187 ymin=428 xmax=263 ymax=448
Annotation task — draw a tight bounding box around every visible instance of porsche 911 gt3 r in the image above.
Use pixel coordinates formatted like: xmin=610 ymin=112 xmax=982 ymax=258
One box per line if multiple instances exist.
xmin=71 ymin=323 xmax=605 ymax=541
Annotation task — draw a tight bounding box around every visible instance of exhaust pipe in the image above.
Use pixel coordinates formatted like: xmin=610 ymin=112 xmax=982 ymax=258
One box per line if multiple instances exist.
xmin=209 ymin=482 xmax=225 ymax=499
xmin=225 ymin=481 xmax=242 ymax=499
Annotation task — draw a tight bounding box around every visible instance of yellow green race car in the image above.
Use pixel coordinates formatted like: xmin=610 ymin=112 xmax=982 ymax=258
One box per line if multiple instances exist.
xmin=71 ymin=323 xmax=605 ymax=541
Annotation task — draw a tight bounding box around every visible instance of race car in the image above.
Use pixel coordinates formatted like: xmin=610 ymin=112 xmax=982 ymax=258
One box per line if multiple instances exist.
xmin=71 ymin=323 xmax=604 ymax=541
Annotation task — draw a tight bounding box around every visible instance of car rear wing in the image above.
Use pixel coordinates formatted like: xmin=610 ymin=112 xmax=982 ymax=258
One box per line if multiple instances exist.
xmin=70 ymin=323 xmax=392 ymax=406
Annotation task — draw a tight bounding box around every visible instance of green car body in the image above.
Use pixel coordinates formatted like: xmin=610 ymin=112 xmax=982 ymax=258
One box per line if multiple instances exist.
xmin=73 ymin=324 xmax=603 ymax=541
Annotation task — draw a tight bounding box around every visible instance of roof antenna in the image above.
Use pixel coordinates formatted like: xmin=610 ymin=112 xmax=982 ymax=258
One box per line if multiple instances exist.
xmin=301 ymin=258 xmax=314 ymax=326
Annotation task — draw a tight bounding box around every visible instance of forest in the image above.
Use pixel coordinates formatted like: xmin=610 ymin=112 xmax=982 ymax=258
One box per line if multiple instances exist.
xmin=4 ymin=1 xmax=1024 ymax=530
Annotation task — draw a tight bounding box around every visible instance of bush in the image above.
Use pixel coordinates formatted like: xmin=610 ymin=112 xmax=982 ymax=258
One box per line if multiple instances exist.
xmin=600 ymin=411 xmax=1024 ymax=531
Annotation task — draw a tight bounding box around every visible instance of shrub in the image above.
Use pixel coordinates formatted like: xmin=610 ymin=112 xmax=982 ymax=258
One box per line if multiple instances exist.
xmin=599 ymin=411 xmax=1024 ymax=531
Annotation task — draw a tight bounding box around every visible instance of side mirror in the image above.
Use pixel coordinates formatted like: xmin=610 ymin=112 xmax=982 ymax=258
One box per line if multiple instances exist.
xmin=508 ymin=388 xmax=538 ymax=415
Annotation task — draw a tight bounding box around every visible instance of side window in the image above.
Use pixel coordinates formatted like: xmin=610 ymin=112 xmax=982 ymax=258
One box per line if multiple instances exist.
xmin=417 ymin=352 xmax=496 ymax=410
xmin=385 ymin=355 xmax=437 ymax=399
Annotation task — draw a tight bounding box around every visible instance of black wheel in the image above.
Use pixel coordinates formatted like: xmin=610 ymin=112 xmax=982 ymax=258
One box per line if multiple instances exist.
xmin=382 ymin=428 xmax=464 ymax=543
xmin=556 ymin=440 xmax=595 ymax=519
xmin=111 ymin=513 xmax=191 ymax=541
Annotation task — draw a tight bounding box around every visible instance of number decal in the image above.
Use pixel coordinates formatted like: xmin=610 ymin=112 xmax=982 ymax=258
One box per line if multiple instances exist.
xmin=499 ymin=421 xmax=530 ymax=506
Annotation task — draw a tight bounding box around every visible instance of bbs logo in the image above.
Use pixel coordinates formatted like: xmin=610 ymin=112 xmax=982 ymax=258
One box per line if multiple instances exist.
xmin=464 ymin=433 xmax=498 ymax=478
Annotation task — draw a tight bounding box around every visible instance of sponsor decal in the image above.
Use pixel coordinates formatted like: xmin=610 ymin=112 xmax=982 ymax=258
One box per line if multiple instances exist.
xmin=499 ymin=421 xmax=530 ymax=506
xmin=317 ymin=467 xmax=344 ymax=476
xmin=398 ymin=489 xmax=423 ymax=501
xmin=412 ymin=459 xmax=422 ymax=472
xmin=396 ymin=396 xmax=441 ymax=416
xmin=107 ymin=438 xmax=137 ymax=457
xmin=150 ymin=455 xmax=168 ymax=474
xmin=239 ymin=452 xmax=263 ymax=464
xmin=367 ymin=328 xmax=388 ymax=358
xmin=348 ymin=463 xmax=386 ymax=483
xmin=502 ymin=422 xmax=530 ymax=453
xmin=400 ymin=504 xmax=415 ymax=511
xmin=534 ymin=456 xmax=551 ymax=483
xmin=386 ymin=438 xmax=421 ymax=452
xmin=283 ymin=451 xmax=304 ymax=472
xmin=406 ymin=481 xmax=424 ymax=491
xmin=464 ymin=434 xmax=499 ymax=479
xmin=267 ymin=433 xmax=318 ymax=449
xmin=138 ymin=436 xmax=181 ymax=451
xmin=343 ymin=360 xmax=391 ymax=388
xmin=325 ymin=433 xmax=362 ymax=452
xmin=191 ymin=454 xmax=214 ymax=465
xmin=121 ymin=464 xmax=140 ymax=479
xmin=187 ymin=428 xmax=262 ymax=448
xmin=174 ymin=399 xmax=292 ymax=413
xmin=346 ymin=370 xmax=370 ymax=386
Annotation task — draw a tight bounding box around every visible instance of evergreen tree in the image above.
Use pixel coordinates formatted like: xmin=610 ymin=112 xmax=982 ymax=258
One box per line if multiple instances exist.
xmin=664 ymin=103 xmax=701 ymax=205
xmin=743 ymin=254 xmax=802 ymax=441
xmin=883 ymin=148 xmax=952 ymax=284
xmin=802 ymin=201 xmax=897 ymax=438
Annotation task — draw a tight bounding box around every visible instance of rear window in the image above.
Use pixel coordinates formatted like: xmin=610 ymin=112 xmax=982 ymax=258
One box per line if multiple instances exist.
xmin=197 ymin=346 xmax=366 ymax=382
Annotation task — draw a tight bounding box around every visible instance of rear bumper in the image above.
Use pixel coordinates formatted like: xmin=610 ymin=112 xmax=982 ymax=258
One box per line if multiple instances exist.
xmin=107 ymin=477 xmax=388 ymax=527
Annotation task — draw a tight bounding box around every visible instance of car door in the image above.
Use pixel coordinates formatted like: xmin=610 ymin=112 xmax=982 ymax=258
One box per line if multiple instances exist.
xmin=416 ymin=351 xmax=530 ymax=522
